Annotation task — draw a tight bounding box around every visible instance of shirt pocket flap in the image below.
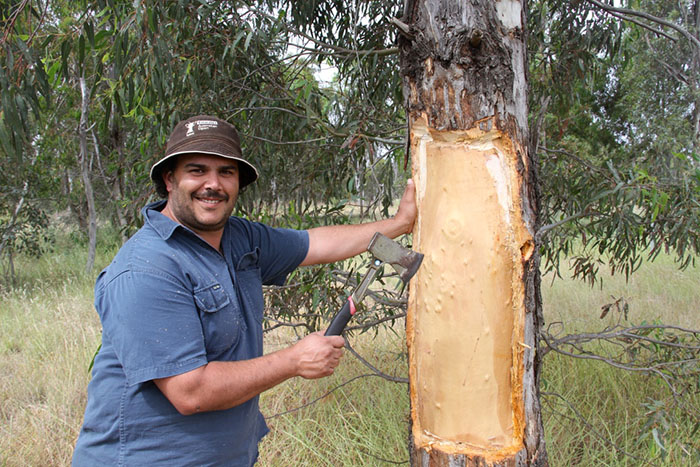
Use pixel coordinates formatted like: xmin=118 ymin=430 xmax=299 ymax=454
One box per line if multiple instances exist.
xmin=236 ymin=247 xmax=260 ymax=271
xmin=193 ymin=283 xmax=231 ymax=313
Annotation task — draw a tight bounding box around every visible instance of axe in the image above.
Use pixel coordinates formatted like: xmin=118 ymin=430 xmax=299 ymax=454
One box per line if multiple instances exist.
xmin=324 ymin=232 xmax=424 ymax=336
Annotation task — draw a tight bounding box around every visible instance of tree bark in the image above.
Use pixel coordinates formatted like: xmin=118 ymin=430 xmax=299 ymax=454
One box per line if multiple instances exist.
xmin=107 ymin=63 xmax=132 ymax=242
xmin=399 ymin=1 xmax=547 ymax=465
xmin=93 ymin=126 xmax=129 ymax=243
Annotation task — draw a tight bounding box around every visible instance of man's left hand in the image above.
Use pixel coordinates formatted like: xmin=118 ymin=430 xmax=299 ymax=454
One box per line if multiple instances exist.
xmin=394 ymin=179 xmax=417 ymax=235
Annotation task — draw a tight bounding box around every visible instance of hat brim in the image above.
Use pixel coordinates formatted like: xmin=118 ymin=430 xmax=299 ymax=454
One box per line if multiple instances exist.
xmin=150 ymin=150 xmax=259 ymax=189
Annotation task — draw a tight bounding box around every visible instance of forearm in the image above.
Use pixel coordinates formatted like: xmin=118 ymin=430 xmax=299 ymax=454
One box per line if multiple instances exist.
xmin=301 ymin=180 xmax=417 ymax=266
xmin=302 ymin=217 xmax=407 ymax=266
xmin=154 ymin=333 xmax=344 ymax=415
xmin=156 ymin=348 xmax=297 ymax=415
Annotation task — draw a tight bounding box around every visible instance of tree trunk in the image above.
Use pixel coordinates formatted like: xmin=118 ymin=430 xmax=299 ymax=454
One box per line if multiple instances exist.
xmin=0 ymin=146 xmax=39 ymax=280
xmin=0 ymin=180 xmax=28 ymax=273
xmin=93 ymin=126 xmax=129 ymax=243
xmin=107 ymin=66 xmax=132 ymax=242
xmin=693 ymin=0 xmax=700 ymax=154
xmin=79 ymin=76 xmax=97 ymax=273
xmin=399 ymin=1 xmax=547 ymax=465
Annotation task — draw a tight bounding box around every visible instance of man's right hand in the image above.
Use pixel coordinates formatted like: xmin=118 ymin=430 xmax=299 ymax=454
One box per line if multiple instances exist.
xmin=154 ymin=332 xmax=345 ymax=415
xmin=292 ymin=332 xmax=345 ymax=379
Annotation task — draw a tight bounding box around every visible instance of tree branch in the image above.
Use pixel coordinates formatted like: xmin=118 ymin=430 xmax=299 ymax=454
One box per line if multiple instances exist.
xmin=585 ymin=0 xmax=700 ymax=51
xmin=535 ymin=181 xmax=625 ymax=242
xmin=251 ymin=7 xmax=399 ymax=58
xmin=344 ymin=339 xmax=408 ymax=384
xmin=344 ymin=311 xmax=407 ymax=333
xmin=542 ymin=322 xmax=700 ymax=422
xmin=264 ymin=373 xmax=395 ymax=420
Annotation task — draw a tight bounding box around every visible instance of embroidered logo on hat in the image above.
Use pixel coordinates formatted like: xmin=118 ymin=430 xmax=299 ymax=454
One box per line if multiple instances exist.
xmin=185 ymin=120 xmax=220 ymax=137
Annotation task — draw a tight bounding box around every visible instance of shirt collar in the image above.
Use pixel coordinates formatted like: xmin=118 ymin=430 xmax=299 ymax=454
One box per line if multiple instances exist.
xmin=141 ymin=200 xmax=181 ymax=240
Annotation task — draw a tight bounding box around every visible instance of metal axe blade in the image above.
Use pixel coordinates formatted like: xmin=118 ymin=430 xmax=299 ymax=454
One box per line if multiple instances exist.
xmin=367 ymin=232 xmax=424 ymax=284
xmin=324 ymin=232 xmax=424 ymax=336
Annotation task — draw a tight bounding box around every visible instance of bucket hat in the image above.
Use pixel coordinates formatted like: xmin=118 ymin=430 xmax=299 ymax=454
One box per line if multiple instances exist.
xmin=150 ymin=115 xmax=259 ymax=189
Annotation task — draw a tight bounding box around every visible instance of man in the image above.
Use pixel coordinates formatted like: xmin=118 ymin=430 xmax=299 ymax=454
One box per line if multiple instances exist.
xmin=72 ymin=115 xmax=417 ymax=466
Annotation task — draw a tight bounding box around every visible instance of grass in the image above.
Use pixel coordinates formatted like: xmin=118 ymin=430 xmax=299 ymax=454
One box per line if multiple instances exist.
xmin=1 ymin=233 xmax=698 ymax=466
xmin=258 ymin=329 xmax=410 ymax=466
xmin=540 ymin=254 xmax=700 ymax=466
xmin=0 ymin=253 xmax=106 ymax=466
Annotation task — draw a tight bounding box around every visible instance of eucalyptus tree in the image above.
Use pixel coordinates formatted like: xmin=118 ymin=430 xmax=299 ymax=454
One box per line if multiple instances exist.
xmin=399 ymin=1 xmax=547 ymax=464
xmin=0 ymin=0 xmax=54 ymax=277
xmin=530 ymin=0 xmax=700 ymax=462
xmin=531 ymin=0 xmax=700 ymax=282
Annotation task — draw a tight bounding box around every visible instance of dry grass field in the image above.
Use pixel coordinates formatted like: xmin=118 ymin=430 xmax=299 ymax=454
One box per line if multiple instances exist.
xmin=1 ymin=238 xmax=698 ymax=466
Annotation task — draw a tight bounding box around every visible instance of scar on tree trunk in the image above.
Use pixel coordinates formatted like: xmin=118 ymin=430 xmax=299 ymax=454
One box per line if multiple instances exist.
xmin=400 ymin=0 xmax=547 ymax=465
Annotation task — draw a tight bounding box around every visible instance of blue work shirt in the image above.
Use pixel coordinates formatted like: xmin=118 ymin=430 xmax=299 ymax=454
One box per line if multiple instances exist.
xmin=72 ymin=200 xmax=309 ymax=466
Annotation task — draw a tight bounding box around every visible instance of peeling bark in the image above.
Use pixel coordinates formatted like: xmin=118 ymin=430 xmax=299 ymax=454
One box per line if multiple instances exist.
xmin=400 ymin=1 xmax=547 ymax=465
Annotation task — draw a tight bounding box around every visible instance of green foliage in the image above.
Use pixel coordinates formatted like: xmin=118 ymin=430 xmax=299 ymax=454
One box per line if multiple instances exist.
xmin=531 ymin=0 xmax=700 ymax=284
xmin=0 ymin=204 xmax=53 ymax=258
xmin=1 ymin=0 xmax=699 ymax=288
xmin=0 ymin=1 xmax=51 ymax=161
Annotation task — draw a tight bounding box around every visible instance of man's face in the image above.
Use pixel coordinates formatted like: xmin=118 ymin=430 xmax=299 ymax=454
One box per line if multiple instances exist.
xmin=163 ymin=153 xmax=240 ymax=234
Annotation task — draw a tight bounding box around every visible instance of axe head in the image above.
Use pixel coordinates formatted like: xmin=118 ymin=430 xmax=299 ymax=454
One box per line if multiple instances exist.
xmin=367 ymin=232 xmax=424 ymax=283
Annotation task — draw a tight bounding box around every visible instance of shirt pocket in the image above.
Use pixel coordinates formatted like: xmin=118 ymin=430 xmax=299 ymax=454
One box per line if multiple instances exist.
xmin=194 ymin=282 xmax=245 ymax=354
xmin=236 ymin=249 xmax=265 ymax=324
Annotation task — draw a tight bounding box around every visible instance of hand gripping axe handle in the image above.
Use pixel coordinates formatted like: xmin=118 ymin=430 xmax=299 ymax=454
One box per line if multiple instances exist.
xmin=324 ymin=232 xmax=424 ymax=336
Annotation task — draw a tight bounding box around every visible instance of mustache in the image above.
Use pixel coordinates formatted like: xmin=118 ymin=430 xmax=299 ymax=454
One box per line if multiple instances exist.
xmin=193 ymin=190 xmax=229 ymax=201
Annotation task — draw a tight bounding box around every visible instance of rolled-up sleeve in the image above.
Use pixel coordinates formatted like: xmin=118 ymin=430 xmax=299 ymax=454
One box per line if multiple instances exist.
xmin=247 ymin=223 xmax=309 ymax=286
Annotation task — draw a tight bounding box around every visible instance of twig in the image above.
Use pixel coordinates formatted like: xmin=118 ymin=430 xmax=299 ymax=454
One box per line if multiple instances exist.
xmin=543 ymin=332 xmax=677 ymax=392
xmin=262 ymin=319 xmax=316 ymax=334
xmin=540 ymin=146 xmax=611 ymax=178
xmin=530 ymin=95 xmax=550 ymax=156
xmin=21 ymin=0 xmax=50 ymax=47
xmin=344 ymin=340 xmax=408 ymax=384
xmin=264 ymin=373 xmax=387 ymax=420
xmin=357 ymin=447 xmax=408 ymax=465
xmin=1 ymin=0 xmax=30 ymax=44
xmin=535 ymin=181 xmax=626 ymax=242
xmin=250 ymin=7 xmax=399 ymax=58
xmin=585 ymin=0 xmax=700 ymax=51
xmin=541 ymin=323 xmax=700 ymax=420
xmin=344 ymin=311 xmax=407 ymax=334
xmin=247 ymin=134 xmax=331 ymax=145
xmin=544 ymin=324 xmax=700 ymax=352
